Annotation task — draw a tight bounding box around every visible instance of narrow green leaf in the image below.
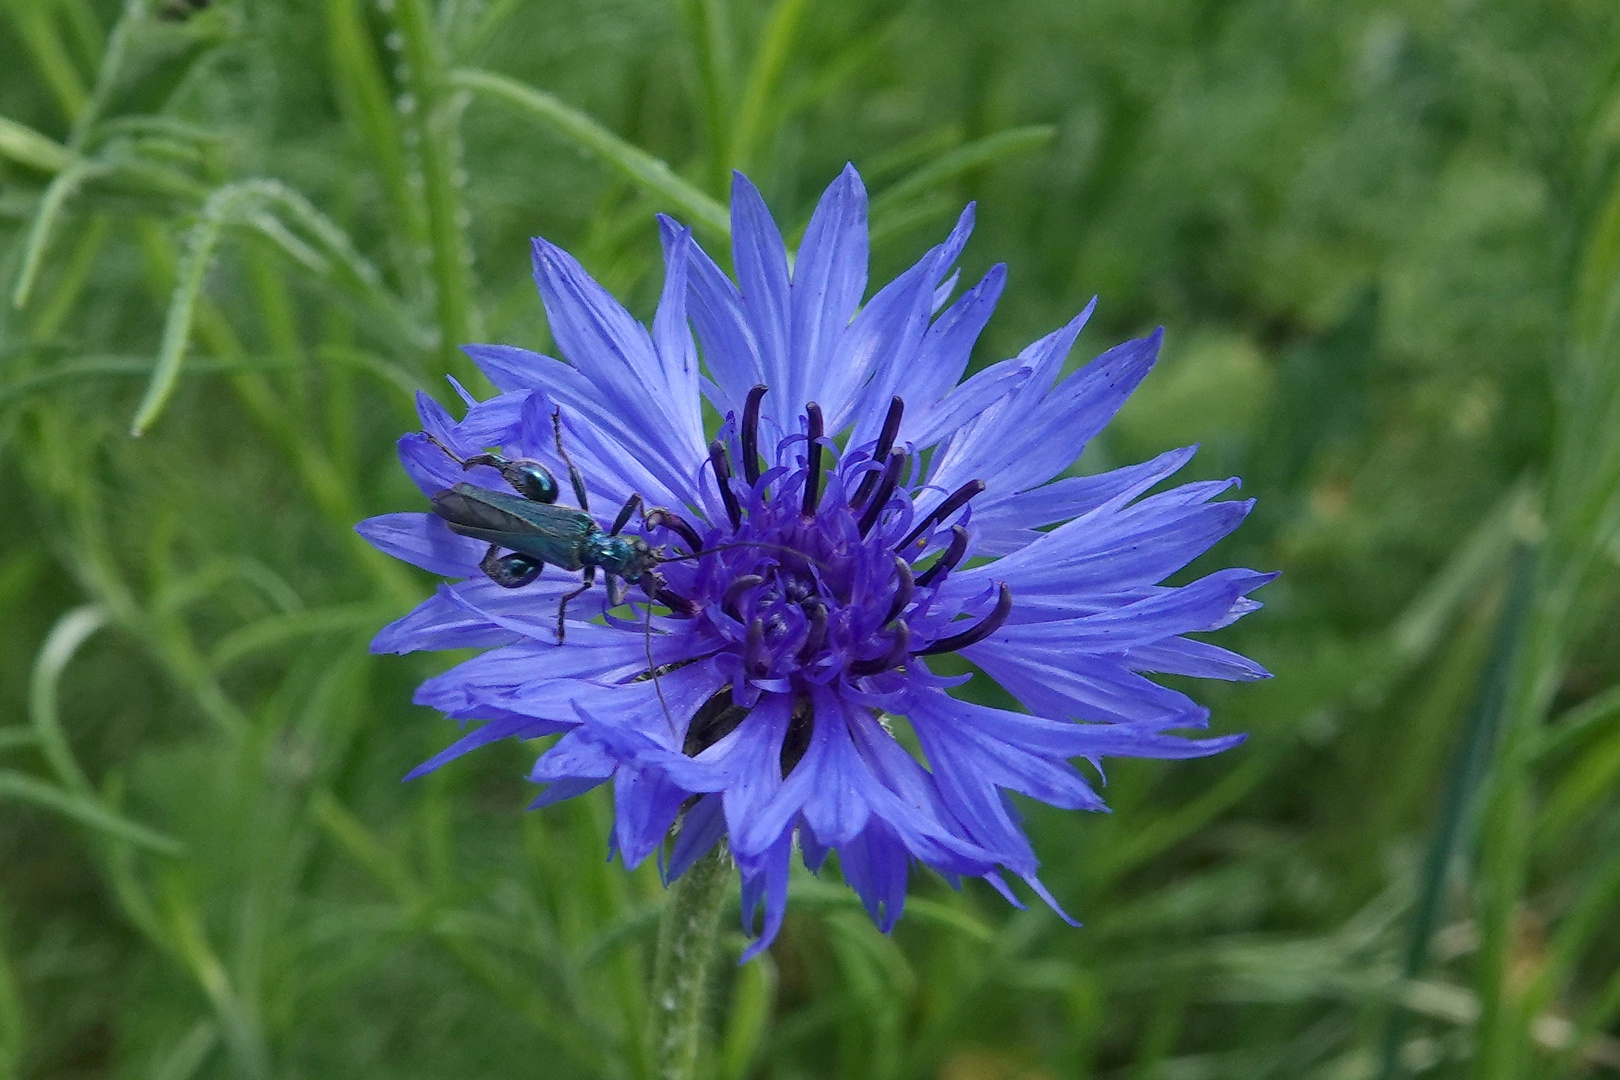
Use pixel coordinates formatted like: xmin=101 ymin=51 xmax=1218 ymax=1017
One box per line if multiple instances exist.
xmin=159 ymin=883 xmax=270 ymax=1080
xmin=208 ymin=603 xmax=392 ymax=672
xmin=674 ymin=0 xmax=736 ymax=191
xmin=1389 ymin=543 xmax=1539 ymax=1078
xmin=29 ymin=605 xmax=106 ymax=794
xmin=0 ymin=114 xmax=73 ymax=173
xmin=68 ymin=0 xmax=145 ymax=148
xmin=0 ymin=769 xmax=183 ymax=854
xmin=0 ymin=730 xmax=35 ymax=753
xmin=323 ymin=0 xmax=429 ymax=274
xmin=31 ymin=211 xmax=108 ymax=340
xmin=0 ymin=900 xmax=21 ymax=1079
xmin=1390 ymin=481 xmax=1535 ymax=663
xmin=237 ymin=182 xmax=426 ymax=348
xmin=3 ymin=0 xmax=90 ymax=121
xmin=718 ymin=950 xmax=776 ymax=1080
xmin=867 ymin=191 xmax=959 ymax=249
xmin=129 ymin=178 xmax=421 ymax=434
xmin=130 ymin=194 xmax=225 ymax=436
xmin=391 ymin=0 xmax=476 ymax=370
xmin=869 ymin=125 xmax=1057 ymax=221
xmin=0 ymin=354 xmax=302 ymax=413
xmin=11 ymin=158 xmax=111 ymax=309
xmin=460 ymin=0 xmax=528 ymax=57
xmin=309 ymin=790 xmax=424 ymax=905
xmin=1533 ymin=681 xmax=1620 ymax=761
xmin=316 ymin=344 xmax=425 ymax=403
xmin=729 ymin=0 xmax=806 ymax=173
xmin=450 ymin=67 xmax=730 ymax=239
xmin=150 ymin=1020 xmax=219 ymax=1080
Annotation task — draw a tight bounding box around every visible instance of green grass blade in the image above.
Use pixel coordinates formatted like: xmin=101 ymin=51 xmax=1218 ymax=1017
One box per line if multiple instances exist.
xmin=1374 ymin=542 xmax=1539 ymax=1079
xmin=674 ymin=0 xmax=736 ymax=191
xmin=1533 ymin=682 xmax=1620 ymax=761
xmin=450 ymin=67 xmax=730 ymax=238
xmin=2 ymin=0 xmax=90 ymax=121
xmin=0 ymin=901 xmax=21 ymax=1080
xmin=728 ymin=0 xmax=805 ymax=174
xmin=391 ymin=0 xmax=477 ymax=369
xmin=241 ymin=182 xmax=428 ymax=348
xmin=129 ymin=191 xmax=227 ymax=436
xmin=868 ymin=126 xmax=1057 ymax=221
xmin=0 ymin=731 xmax=34 ymax=753
xmin=316 ymin=344 xmax=425 ymax=403
xmin=0 ymin=769 xmax=183 ymax=854
xmin=0 ymin=113 xmax=73 ymax=173
xmin=208 ymin=603 xmax=392 ymax=672
xmin=323 ymin=0 xmax=430 ymax=289
xmin=29 ymin=605 xmax=107 ymax=793
xmin=68 ymin=0 xmax=143 ymax=148
xmin=0 ymin=354 xmax=303 ymax=413
xmin=718 ymin=951 xmax=776 ymax=1080
xmin=30 ymin=211 xmax=108 ymax=339
xmin=129 ymin=177 xmax=419 ymax=435
xmin=11 ymin=158 xmax=111 ymax=308
xmin=150 ymin=1020 xmax=219 ymax=1080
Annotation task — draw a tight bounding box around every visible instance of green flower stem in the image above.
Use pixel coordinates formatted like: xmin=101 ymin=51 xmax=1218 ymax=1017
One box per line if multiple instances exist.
xmin=649 ymin=844 xmax=732 ymax=1080
xmin=391 ymin=0 xmax=477 ymax=374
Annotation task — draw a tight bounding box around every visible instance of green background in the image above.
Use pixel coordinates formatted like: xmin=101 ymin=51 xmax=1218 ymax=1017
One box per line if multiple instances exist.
xmin=2 ymin=0 xmax=1619 ymax=1076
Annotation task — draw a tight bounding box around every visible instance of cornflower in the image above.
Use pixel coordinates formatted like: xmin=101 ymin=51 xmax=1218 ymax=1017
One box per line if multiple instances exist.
xmin=360 ymin=166 xmax=1273 ymax=962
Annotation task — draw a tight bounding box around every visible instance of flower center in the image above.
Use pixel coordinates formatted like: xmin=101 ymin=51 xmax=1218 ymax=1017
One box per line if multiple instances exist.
xmin=644 ymin=386 xmax=1012 ymax=698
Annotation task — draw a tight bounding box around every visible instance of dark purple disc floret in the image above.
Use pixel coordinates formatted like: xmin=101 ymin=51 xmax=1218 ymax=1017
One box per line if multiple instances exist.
xmin=357 ymin=165 xmax=1274 ymax=959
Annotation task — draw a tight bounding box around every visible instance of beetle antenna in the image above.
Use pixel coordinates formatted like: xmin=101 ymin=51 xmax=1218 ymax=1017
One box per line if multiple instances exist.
xmin=644 ymin=596 xmax=675 ymax=730
xmin=421 ymin=430 xmax=468 ymax=467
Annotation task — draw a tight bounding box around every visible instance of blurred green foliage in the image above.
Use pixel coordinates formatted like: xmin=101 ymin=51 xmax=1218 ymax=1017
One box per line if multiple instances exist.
xmin=1 ymin=0 xmax=1619 ymax=1077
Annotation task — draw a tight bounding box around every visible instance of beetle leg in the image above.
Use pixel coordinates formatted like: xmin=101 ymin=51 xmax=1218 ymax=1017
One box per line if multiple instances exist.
xmin=606 ymin=574 xmax=627 ymax=607
xmin=480 ymin=545 xmax=543 ymax=588
xmin=552 ymin=409 xmax=590 ymax=510
xmin=555 ymin=565 xmax=596 ymax=643
xmin=462 ymin=451 xmax=509 ymax=471
xmin=609 ymin=493 xmax=642 ymax=535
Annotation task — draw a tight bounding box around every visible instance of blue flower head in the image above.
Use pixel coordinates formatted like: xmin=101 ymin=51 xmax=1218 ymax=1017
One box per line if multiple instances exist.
xmin=359 ymin=166 xmax=1274 ymax=960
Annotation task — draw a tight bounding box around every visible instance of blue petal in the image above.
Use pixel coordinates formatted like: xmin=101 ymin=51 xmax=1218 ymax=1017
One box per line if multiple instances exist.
xmin=527 ymin=729 xmax=616 ymax=806
xmin=836 ymin=819 xmax=911 ymax=932
xmin=736 ymin=832 xmax=791 ymax=961
xmin=530 ymin=238 xmax=709 ymax=502
xmin=970 ymin=446 xmax=1197 ymax=553
xmin=614 ymin=763 xmax=689 ymax=868
xmin=373 ymin=599 xmax=516 ymax=654
xmin=966 ymin=646 xmax=1211 ymax=728
xmin=667 ymin=793 xmax=727 ymax=882
xmin=713 ymin=694 xmax=795 ymax=856
xmin=531 ymin=729 xmax=617 ymax=783
xmin=904 ymin=354 xmax=1030 ymax=451
xmin=841 ymin=204 xmax=977 ymax=441
xmin=946 ymin=483 xmax=1257 ymax=617
xmin=355 ymin=513 xmax=482 ymax=576
xmin=787 ymin=164 xmax=868 ymax=414
xmin=906 ymin=690 xmax=1108 ymax=813
xmin=459 ymin=343 xmax=558 ymax=392
xmin=404 ymin=714 xmax=568 ymax=781
xmin=896 ymin=263 xmax=1007 ymax=421
xmin=728 ymin=174 xmax=794 ymax=435
xmin=667 ymin=215 xmax=763 ymax=420
xmin=742 ymin=686 xmax=873 ymax=851
xmin=979 ymin=569 xmax=1277 ymax=654
xmin=1124 ymin=637 xmax=1273 ymax=681
xmin=651 ymin=225 xmax=705 ymax=442
xmin=905 ymin=699 xmax=1039 ymax=874
xmin=911 ymin=690 xmax=1244 ymax=763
